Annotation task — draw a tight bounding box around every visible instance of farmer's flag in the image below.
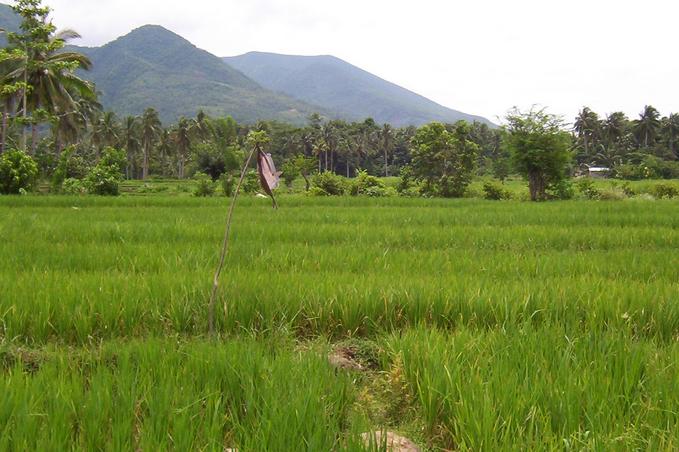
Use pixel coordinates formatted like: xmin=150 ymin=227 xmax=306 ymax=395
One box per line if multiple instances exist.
xmin=257 ymin=151 xmax=282 ymax=208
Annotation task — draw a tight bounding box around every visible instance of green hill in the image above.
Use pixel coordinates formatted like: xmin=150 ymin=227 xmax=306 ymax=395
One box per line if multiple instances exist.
xmin=224 ymin=52 xmax=493 ymax=127
xmin=0 ymin=3 xmax=20 ymax=46
xmin=74 ymin=26 xmax=325 ymax=124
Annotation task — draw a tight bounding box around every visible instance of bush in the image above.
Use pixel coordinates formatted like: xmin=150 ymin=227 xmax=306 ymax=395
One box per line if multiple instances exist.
xmin=84 ymin=148 xmax=125 ymax=196
xmin=311 ymin=172 xmax=347 ymax=196
xmin=193 ymin=143 xmax=242 ymax=180
xmin=242 ymin=170 xmax=260 ymax=194
xmin=652 ymin=183 xmax=679 ymax=199
xmin=85 ymin=166 xmax=120 ymax=196
xmin=0 ymin=150 xmax=39 ymax=195
xmin=62 ymin=178 xmax=86 ymax=195
xmin=220 ymin=173 xmax=235 ymax=197
xmin=193 ymin=172 xmax=216 ymax=197
xmin=350 ymin=170 xmax=387 ymax=197
xmin=482 ymin=180 xmax=512 ymax=200
xmin=597 ymin=189 xmax=626 ymax=201
xmin=281 ymin=160 xmax=299 ymax=188
xmin=51 ymin=146 xmax=89 ymax=191
xmin=576 ymin=178 xmax=600 ymax=200
xmin=548 ymin=179 xmax=575 ymax=200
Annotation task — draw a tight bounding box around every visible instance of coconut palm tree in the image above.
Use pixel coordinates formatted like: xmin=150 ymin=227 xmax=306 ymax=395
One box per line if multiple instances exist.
xmin=661 ymin=113 xmax=679 ymax=159
xmin=140 ymin=108 xmax=161 ymax=179
xmin=573 ymin=107 xmax=600 ymax=158
xmin=634 ymin=105 xmax=661 ymax=149
xmin=120 ymin=116 xmax=141 ymax=179
xmin=379 ymin=123 xmax=394 ymax=176
xmin=92 ymin=111 xmax=120 ymax=153
xmin=174 ymin=117 xmax=192 ymax=179
xmin=8 ymin=29 xmax=96 ymax=154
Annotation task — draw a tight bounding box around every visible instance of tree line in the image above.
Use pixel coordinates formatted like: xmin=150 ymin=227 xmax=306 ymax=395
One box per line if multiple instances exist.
xmin=0 ymin=0 xmax=677 ymax=199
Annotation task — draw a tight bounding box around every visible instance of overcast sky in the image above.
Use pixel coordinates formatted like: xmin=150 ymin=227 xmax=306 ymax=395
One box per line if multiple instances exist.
xmin=47 ymin=0 xmax=678 ymax=124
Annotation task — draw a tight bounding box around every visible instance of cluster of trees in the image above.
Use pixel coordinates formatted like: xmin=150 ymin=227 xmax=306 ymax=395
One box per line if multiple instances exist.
xmin=573 ymin=106 xmax=679 ymax=178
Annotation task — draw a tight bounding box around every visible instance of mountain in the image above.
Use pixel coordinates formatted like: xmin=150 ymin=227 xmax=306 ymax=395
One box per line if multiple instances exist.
xmin=224 ymin=52 xmax=492 ymax=127
xmin=0 ymin=3 xmax=20 ymax=45
xmin=73 ymin=26 xmax=326 ymax=124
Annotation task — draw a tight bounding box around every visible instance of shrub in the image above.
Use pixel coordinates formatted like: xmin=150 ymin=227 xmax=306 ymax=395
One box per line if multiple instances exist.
xmin=220 ymin=173 xmax=235 ymax=197
xmin=84 ymin=148 xmax=125 ymax=196
xmin=281 ymin=160 xmax=299 ymax=188
xmin=598 ymin=189 xmax=627 ymax=201
xmin=311 ymin=172 xmax=347 ymax=196
xmin=548 ymin=179 xmax=575 ymax=200
xmin=350 ymin=170 xmax=387 ymax=197
xmin=242 ymin=170 xmax=260 ymax=194
xmin=576 ymin=178 xmax=600 ymax=200
xmin=51 ymin=146 xmax=89 ymax=191
xmin=85 ymin=166 xmax=120 ymax=196
xmin=0 ymin=150 xmax=39 ymax=194
xmin=62 ymin=178 xmax=86 ymax=195
xmin=652 ymin=183 xmax=679 ymax=199
xmin=193 ymin=172 xmax=216 ymax=197
xmin=482 ymin=180 xmax=512 ymax=200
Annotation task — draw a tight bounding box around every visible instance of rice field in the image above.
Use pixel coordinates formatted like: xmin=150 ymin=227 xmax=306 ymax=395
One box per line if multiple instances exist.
xmin=1 ymin=195 xmax=678 ymax=450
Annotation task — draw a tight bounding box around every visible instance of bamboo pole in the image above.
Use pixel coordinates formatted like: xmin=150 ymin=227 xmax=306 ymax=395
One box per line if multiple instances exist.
xmin=208 ymin=145 xmax=258 ymax=336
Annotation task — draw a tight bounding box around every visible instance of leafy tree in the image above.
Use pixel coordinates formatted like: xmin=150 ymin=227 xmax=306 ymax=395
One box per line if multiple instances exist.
xmin=192 ymin=142 xmax=241 ymax=181
xmin=0 ymin=148 xmax=38 ymax=193
xmin=505 ymin=108 xmax=572 ymax=201
xmin=292 ymin=154 xmax=317 ymax=192
xmin=280 ymin=159 xmax=299 ymax=188
xmin=409 ymin=121 xmax=479 ymax=198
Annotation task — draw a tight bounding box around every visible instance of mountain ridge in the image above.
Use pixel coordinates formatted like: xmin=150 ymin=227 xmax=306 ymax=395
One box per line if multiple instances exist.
xmin=224 ymin=51 xmax=493 ymax=127
xmin=0 ymin=3 xmax=493 ymax=126
xmin=71 ymin=25 xmax=326 ymax=124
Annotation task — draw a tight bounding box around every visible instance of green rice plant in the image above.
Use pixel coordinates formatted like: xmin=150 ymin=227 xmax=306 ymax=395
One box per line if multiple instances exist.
xmin=0 ymin=338 xmax=367 ymax=450
xmin=383 ymin=326 xmax=679 ymax=450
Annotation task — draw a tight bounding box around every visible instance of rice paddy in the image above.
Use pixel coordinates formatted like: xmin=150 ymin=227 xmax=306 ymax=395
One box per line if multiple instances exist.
xmin=1 ymin=195 xmax=678 ymax=450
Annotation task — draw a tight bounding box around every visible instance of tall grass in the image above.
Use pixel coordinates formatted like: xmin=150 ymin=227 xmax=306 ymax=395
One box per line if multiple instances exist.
xmin=383 ymin=326 xmax=679 ymax=450
xmin=0 ymin=337 xmax=366 ymax=450
xmin=1 ymin=196 xmax=678 ymax=343
xmin=2 ymin=195 xmax=679 ymax=448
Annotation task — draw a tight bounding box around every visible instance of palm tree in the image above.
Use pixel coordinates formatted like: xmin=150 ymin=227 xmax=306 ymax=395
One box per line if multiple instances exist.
xmin=92 ymin=111 xmax=120 ymax=153
xmin=661 ymin=113 xmax=679 ymax=159
xmin=174 ymin=117 xmax=191 ymax=179
xmin=379 ymin=123 xmax=394 ymax=176
xmin=52 ymin=99 xmax=101 ymax=157
xmin=9 ymin=29 xmax=96 ymax=154
xmin=121 ymin=116 xmax=141 ymax=179
xmin=573 ymin=107 xmax=600 ymax=158
xmin=140 ymin=108 xmax=161 ymax=179
xmin=634 ymin=105 xmax=661 ymax=149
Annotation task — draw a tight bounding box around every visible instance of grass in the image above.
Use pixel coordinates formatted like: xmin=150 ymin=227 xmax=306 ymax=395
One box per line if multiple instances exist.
xmin=1 ymin=194 xmax=678 ymax=449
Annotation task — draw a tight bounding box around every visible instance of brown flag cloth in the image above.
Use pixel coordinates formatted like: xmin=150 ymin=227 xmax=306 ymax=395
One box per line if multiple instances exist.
xmin=257 ymin=150 xmax=282 ymax=209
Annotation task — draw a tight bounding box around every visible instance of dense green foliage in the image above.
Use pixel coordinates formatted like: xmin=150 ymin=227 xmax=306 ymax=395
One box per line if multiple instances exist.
xmin=409 ymin=121 xmax=478 ymax=197
xmin=505 ymin=108 xmax=572 ymax=201
xmin=0 ymin=148 xmax=36 ymax=193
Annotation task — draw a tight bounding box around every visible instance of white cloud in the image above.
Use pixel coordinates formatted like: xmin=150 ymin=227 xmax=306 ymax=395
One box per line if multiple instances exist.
xmin=47 ymin=0 xmax=679 ymax=122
